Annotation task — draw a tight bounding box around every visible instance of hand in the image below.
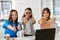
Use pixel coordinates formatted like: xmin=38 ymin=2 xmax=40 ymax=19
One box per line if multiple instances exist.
xmin=7 ymin=25 xmax=16 ymax=32
xmin=12 ymin=27 xmax=16 ymax=32
xmin=31 ymin=17 xmax=35 ymax=24
xmin=23 ymin=18 xmax=27 ymax=24
xmin=17 ymin=26 xmax=21 ymax=31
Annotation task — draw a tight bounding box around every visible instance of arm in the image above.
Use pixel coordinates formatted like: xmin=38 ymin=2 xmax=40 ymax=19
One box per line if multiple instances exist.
xmin=31 ymin=17 xmax=36 ymax=24
xmin=7 ymin=25 xmax=16 ymax=32
xmin=41 ymin=18 xmax=55 ymax=28
xmin=21 ymin=18 xmax=26 ymax=24
xmin=38 ymin=19 xmax=49 ymax=29
xmin=17 ymin=23 xmax=22 ymax=31
xmin=38 ymin=19 xmax=43 ymax=26
xmin=3 ymin=20 xmax=16 ymax=31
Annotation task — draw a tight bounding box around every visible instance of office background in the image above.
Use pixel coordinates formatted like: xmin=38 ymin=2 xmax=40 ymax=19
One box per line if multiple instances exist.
xmin=0 ymin=0 xmax=60 ymax=39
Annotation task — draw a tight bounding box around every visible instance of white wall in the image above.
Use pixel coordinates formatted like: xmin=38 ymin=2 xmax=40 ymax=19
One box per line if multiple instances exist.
xmin=41 ymin=0 xmax=54 ymax=18
xmin=12 ymin=0 xmax=54 ymax=30
xmin=0 ymin=0 xmax=54 ymax=38
xmin=0 ymin=0 xmax=41 ymax=38
xmin=14 ymin=0 xmax=41 ymax=30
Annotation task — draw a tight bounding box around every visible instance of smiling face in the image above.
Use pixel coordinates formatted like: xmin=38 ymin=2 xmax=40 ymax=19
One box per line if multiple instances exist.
xmin=9 ymin=10 xmax=18 ymax=22
xmin=42 ymin=8 xmax=51 ymax=20
xmin=25 ymin=10 xmax=32 ymax=18
xmin=12 ymin=11 xmax=18 ymax=22
xmin=43 ymin=10 xmax=50 ymax=18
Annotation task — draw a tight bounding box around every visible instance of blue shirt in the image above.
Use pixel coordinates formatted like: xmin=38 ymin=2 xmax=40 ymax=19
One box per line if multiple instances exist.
xmin=3 ymin=20 xmax=19 ymax=38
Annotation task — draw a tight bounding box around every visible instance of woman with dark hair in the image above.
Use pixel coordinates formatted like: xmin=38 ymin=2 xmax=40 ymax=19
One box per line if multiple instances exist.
xmin=38 ymin=8 xmax=55 ymax=29
xmin=3 ymin=9 xmax=21 ymax=40
xmin=19 ymin=7 xmax=36 ymax=36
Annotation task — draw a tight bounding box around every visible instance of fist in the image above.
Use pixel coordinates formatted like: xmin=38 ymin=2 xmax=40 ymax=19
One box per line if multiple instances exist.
xmin=17 ymin=26 xmax=21 ymax=31
xmin=12 ymin=27 xmax=16 ymax=32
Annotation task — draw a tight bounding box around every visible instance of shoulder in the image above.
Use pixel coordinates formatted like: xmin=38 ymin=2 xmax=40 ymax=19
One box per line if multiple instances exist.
xmin=5 ymin=20 xmax=11 ymax=23
xmin=3 ymin=20 xmax=11 ymax=27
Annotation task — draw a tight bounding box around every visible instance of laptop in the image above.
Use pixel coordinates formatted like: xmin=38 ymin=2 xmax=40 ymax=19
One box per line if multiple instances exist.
xmin=35 ymin=28 xmax=56 ymax=40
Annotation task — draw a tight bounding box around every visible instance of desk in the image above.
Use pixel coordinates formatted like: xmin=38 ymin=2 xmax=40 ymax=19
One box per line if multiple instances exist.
xmin=16 ymin=36 xmax=35 ymax=40
xmin=55 ymin=34 xmax=60 ymax=40
xmin=0 ymin=36 xmax=35 ymax=40
xmin=0 ymin=34 xmax=60 ymax=40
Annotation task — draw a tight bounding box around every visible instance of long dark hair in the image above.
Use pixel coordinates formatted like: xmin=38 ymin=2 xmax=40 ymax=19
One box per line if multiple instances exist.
xmin=9 ymin=9 xmax=18 ymax=22
xmin=42 ymin=8 xmax=51 ymax=20
xmin=22 ymin=7 xmax=33 ymax=18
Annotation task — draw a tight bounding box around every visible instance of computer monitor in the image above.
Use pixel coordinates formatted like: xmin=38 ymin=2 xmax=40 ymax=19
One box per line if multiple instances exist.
xmin=35 ymin=28 xmax=56 ymax=40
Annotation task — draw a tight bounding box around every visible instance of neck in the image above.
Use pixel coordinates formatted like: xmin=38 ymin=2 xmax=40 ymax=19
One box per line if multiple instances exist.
xmin=10 ymin=19 xmax=16 ymax=22
xmin=12 ymin=20 xmax=15 ymax=23
xmin=43 ymin=17 xmax=49 ymax=21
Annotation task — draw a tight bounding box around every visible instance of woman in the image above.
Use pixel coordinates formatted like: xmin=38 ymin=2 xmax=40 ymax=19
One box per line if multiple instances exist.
xmin=3 ymin=9 xmax=21 ymax=40
xmin=20 ymin=7 xmax=36 ymax=36
xmin=38 ymin=8 xmax=55 ymax=29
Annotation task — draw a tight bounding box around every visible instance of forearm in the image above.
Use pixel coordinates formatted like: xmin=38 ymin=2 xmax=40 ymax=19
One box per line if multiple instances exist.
xmin=7 ymin=25 xmax=13 ymax=30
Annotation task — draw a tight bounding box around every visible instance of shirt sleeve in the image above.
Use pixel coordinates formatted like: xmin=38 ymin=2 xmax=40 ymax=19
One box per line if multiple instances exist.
xmin=3 ymin=20 xmax=10 ymax=29
xmin=18 ymin=22 xmax=22 ymax=30
xmin=21 ymin=18 xmax=24 ymax=23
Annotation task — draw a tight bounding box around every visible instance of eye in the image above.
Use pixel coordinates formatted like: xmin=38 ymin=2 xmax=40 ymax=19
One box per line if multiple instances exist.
xmin=26 ymin=12 xmax=31 ymax=14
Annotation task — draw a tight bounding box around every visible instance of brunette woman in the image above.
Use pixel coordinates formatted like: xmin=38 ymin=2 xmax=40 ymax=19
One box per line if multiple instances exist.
xmin=20 ymin=7 xmax=36 ymax=36
xmin=3 ymin=9 xmax=21 ymax=40
xmin=38 ymin=8 xmax=55 ymax=29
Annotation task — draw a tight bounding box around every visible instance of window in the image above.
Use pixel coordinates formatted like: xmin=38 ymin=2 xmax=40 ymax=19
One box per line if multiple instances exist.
xmin=41 ymin=0 xmax=60 ymax=32
xmin=0 ymin=0 xmax=12 ymax=20
xmin=53 ymin=0 xmax=60 ymax=15
xmin=41 ymin=0 xmax=53 ymax=18
xmin=53 ymin=0 xmax=60 ymax=32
